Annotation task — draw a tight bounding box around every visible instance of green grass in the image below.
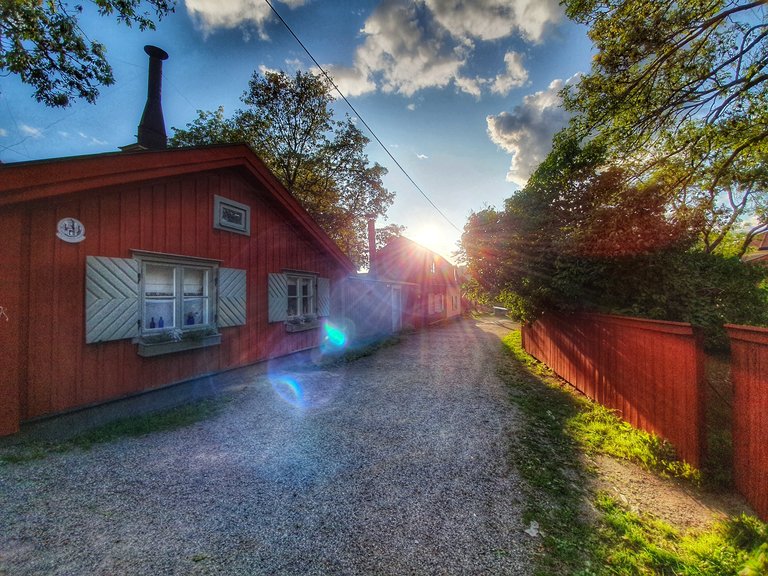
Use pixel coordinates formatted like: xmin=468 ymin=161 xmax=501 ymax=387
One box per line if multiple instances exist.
xmin=0 ymin=397 xmax=227 ymax=465
xmin=499 ymin=330 xmax=768 ymax=575
xmin=593 ymin=495 xmax=768 ymax=575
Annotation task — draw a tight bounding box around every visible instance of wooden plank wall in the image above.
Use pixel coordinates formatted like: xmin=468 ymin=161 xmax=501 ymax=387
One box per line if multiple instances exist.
xmin=0 ymin=206 xmax=27 ymax=435
xmin=522 ymin=312 xmax=705 ymax=468
xmin=725 ymin=324 xmax=768 ymax=521
xmin=5 ymin=168 xmax=345 ymax=427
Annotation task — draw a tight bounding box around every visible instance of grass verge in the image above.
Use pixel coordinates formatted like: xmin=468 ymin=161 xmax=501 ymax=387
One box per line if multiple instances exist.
xmin=500 ymin=330 xmax=768 ymax=575
xmin=0 ymin=397 xmax=228 ymax=465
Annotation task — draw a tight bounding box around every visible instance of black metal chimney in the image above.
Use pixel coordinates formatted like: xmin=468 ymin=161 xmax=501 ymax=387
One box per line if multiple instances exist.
xmin=137 ymin=45 xmax=169 ymax=150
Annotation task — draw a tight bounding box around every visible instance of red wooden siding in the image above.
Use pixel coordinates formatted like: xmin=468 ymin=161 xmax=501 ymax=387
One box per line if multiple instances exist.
xmin=2 ymin=167 xmax=346 ymax=428
xmin=522 ymin=312 xmax=705 ymax=468
xmin=0 ymin=207 xmax=26 ymax=435
xmin=725 ymin=324 xmax=768 ymax=521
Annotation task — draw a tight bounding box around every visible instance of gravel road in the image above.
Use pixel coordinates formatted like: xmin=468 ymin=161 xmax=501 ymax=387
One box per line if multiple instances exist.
xmin=0 ymin=318 xmax=533 ymax=575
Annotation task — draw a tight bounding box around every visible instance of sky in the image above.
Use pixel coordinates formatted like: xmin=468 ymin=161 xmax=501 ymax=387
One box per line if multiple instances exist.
xmin=0 ymin=0 xmax=594 ymax=262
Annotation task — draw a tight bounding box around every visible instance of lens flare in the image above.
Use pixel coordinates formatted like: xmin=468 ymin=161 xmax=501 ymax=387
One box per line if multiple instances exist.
xmin=323 ymin=321 xmax=347 ymax=348
xmin=271 ymin=376 xmax=304 ymax=408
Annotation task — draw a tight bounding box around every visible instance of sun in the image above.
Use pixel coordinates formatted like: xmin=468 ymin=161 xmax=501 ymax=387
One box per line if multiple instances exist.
xmin=407 ymin=222 xmax=460 ymax=262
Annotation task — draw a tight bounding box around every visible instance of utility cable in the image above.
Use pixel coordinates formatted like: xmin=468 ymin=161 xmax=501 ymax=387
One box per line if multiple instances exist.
xmin=263 ymin=0 xmax=462 ymax=233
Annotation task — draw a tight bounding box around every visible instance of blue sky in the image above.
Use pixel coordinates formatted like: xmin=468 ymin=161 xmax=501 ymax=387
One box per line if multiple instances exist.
xmin=1 ymin=0 xmax=594 ymax=260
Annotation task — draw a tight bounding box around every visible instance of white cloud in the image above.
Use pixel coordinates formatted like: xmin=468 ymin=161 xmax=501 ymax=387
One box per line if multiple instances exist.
xmin=183 ymin=0 xmax=558 ymax=99
xmin=0 ymin=128 xmax=7 ymax=137
xmin=324 ymin=64 xmax=377 ymax=97
xmin=416 ymin=153 xmax=429 ymax=159
xmin=492 ymin=51 xmax=528 ymax=95
xmin=406 ymin=103 xmax=416 ymax=111
xmin=78 ymin=131 xmax=108 ymax=146
xmin=183 ymin=0 xmax=306 ymax=38
xmin=425 ymin=0 xmax=562 ymax=43
xmin=486 ymin=77 xmax=573 ymax=186
xmin=454 ymin=75 xmax=485 ymax=98
xmin=20 ymin=124 xmax=42 ymax=139
xmin=353 ymin=0 xmax=465 ymax=97
xmin=326 ymin=0 xmax=551 ymax=99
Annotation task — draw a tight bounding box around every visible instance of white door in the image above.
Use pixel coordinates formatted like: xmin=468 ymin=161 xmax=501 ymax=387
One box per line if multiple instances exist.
xmin=391 ymin=287 xmax=402 ymax=333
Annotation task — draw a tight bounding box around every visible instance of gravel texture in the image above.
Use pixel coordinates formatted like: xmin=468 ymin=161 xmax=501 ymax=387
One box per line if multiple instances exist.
xmin=0 ymin=318 xmax=533 ymax=575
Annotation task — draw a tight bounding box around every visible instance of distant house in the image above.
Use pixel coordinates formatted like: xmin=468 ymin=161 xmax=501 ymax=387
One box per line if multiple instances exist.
xmin=374 ymin=236 xmax=461 ymax=327
xmin=0 ymin=144 xmax=357 ymax=435
xmin=742 ymin=231 xmax=768 ymax=264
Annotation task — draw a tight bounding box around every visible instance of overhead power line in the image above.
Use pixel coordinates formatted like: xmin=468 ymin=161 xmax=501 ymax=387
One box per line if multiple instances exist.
xmin=263 ymin=0 xmax=462 ymax=233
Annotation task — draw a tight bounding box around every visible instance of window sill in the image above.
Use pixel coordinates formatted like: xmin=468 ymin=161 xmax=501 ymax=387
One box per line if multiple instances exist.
xmin=285 ymin=320 xmax=319 ymax=333
xmin=137 ymin=333 xmax=222 ymax=357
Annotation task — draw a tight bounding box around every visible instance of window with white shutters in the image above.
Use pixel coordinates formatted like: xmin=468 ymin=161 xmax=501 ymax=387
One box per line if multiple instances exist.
xmin=268 ymin=271 xmax=330 ymax=331
xmin=86 ymin=252 xmax=246 ymax=356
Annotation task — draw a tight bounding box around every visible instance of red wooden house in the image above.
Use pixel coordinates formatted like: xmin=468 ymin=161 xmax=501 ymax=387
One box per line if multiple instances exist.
xmin=374 ymin=236 xmax=461 ymax=327
xmin=0 ymin=144 xmax=357 ymax=436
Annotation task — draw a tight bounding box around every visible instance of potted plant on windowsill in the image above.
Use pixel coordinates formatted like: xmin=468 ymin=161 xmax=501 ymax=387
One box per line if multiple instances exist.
xmin=285 ymin=313 xmax=319 ymax=333
xmin=136 ymin=326 xmax=222 ymax=357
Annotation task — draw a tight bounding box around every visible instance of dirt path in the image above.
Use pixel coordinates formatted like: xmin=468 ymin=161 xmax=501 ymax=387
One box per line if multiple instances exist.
xmin=0 ymin=319 xmax=532 ymax=575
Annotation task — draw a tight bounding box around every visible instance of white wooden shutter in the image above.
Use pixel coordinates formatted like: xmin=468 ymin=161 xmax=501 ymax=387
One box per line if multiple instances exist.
xmin=217 ymin=268 xmax=246 ymax=327
xmin=317 ymin=277 xmax=330 ymax=317
xmin=85 ymin=256 xmax=140 ymax=343
xmin=268 ymin=273 xmax=288 ymax=323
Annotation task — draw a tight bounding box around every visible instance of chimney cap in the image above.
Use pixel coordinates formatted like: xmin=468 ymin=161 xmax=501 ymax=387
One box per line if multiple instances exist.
xmin=144 ymin=45 xmax=168 ymax=60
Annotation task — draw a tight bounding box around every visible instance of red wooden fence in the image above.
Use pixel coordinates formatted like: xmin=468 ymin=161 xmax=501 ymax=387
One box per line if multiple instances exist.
xmin=522 ymin=312 xmax=705 ymax=468
xmin=725 ymin=324 xmax=768 ymax=520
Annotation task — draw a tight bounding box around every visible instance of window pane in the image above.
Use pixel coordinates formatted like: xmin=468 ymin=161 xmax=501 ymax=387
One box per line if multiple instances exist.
xmin=287 ymin=277 xmax=298 ymax=316
xmin=183 ymin=298 xmax=207 ymax=325
xmin=145 ymin=300 xmax=175 ymax=329
xmin=183 ymin=268 xmax=207 ymax=297
xmin=145 ymin=264 xmax=175 ymax=297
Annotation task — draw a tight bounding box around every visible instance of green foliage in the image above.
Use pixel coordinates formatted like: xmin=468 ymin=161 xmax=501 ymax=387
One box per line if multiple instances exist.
xmin=589 ymin=249 xmax=768 ymax=350
xmin=568 ymin=404 xmax=700 ymax=482
xmin=170 ymin=70 xmax=397 ymax=268
xmin=563 ymin=0 xmax=767 ymax=143
xmin=562 ymin=0 xmax=768 ymax=252
xmin=1 ymin=0 xmax=174 ymax=107
xmin=375 ymin=223 xmax=406 ymax=251
xmin=461 ymin=134 xmax=768 ymax=349
xmin=594 ymin=495 xmax=768 ymax=576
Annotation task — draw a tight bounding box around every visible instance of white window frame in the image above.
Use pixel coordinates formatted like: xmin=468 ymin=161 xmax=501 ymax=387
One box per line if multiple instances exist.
xmin=286 ymin=272 xmax=317 ymax=320
xmin=136 ymin=253 xmax=218 ymax=337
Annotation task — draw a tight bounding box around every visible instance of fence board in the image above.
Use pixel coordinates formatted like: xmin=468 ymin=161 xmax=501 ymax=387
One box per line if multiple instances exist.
xmin=522 ymin=312 xmax=704 ymax=468
xmin=726 ymin=324 xmax=768 ymax=521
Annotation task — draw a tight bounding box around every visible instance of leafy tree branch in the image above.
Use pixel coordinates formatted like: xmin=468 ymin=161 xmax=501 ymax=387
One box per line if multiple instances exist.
xmin=1 ymin=0 xmax=175 ymax=107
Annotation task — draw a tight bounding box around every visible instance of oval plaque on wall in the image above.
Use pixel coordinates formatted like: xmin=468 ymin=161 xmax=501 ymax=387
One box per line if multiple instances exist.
xmin=56 ymin=217 xmax=86 ymax=243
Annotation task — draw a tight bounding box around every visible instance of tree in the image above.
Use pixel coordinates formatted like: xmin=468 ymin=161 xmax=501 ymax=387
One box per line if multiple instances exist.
xmin=562 ymin=0 xmax=768 ymax=255
xmin=170 ymin=70 xmax=397 ymax=268
xmin=460 ymin=134 xmax=768 ymax=347
xmin=376 ymin=223 xmax=406 ymax=250
xmin=1 ymin=0 xmax=175 ymax=107
xmin=564 ymin=0 xmax=768 ymax=143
